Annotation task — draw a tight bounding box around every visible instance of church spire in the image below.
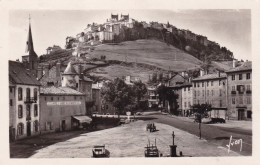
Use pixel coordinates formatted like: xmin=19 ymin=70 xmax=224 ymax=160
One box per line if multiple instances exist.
xmin=25 ymin=14 xmax=35 ymax=54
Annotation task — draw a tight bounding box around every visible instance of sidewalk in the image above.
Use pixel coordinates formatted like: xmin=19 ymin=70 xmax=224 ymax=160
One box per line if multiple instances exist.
xmin=30 ymin=120 xmax=240 ymax=158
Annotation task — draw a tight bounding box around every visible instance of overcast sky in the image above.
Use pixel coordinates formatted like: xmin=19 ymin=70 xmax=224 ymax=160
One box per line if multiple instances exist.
xmin=8 ymin=9 xmax=251 ymax=61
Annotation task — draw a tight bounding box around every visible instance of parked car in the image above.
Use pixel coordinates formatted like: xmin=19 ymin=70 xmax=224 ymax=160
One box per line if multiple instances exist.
xmin=209 ymin=118 xmax=226 ymax=123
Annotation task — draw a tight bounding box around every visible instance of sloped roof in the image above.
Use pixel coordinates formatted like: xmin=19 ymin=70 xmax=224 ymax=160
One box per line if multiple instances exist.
xmin=9 ymin=60 xmax=41 ymax=86
xmin=63 ymin=61 xmax=78 ymax=75
xmin=226 ymin=61 xmax=252 ymax=73
xmin=40 ymin=86 xmax=85 ymax=95
xmin=39 ymin=65 xmax=61 ymax=87
xmin=192 ymin=72 xmax=226 ymax=81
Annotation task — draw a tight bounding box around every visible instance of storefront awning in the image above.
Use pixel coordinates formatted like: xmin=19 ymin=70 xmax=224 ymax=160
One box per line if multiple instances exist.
xmin=73 ymin=116 xmax=92 ymax=124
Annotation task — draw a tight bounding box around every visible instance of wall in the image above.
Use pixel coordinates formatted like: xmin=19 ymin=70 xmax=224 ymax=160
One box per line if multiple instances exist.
xmin=39 ymin=94 xmax=86 ymax=133
xmin=181 ymin=86 xmax=193 ymax=115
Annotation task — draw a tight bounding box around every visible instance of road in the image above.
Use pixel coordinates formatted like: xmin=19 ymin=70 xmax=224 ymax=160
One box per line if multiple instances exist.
xmin=146 ymin=113 xmax=252 ymax=156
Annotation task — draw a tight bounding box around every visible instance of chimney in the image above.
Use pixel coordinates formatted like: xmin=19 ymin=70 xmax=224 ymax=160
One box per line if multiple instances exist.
xmin=200 ymin=69 xmax=205 ymax=77
xmin=181 ymin=71 xmax=185 ymax=77
xmin=37 ymin=66 xmax=43 ymax=79
xmin=233 ymin=59 xmax=237 ymax=68
xmin=56 ymin=61 xmax=61 ymax=77
xmin=43 ymin=64 xmax=49 ymax=78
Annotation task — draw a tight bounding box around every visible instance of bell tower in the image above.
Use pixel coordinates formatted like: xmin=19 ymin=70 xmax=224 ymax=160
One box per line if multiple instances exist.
xmin=22 ymin=14 xmax=38 ymax=75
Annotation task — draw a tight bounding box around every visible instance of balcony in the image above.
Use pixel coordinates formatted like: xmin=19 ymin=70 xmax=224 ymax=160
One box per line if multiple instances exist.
xmin=231 ymin=91 xmax=236 ymax=94
xmin=246 ymin=90 xmax=252 ymax=94
xmin=24 ymin=97 xmax=37 ymax=104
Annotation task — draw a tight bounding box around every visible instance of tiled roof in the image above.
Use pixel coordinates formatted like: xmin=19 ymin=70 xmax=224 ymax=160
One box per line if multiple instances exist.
xmin=192 ymin=72 xmax=226 ymax=81
xmin=63 ymin=62 xmax=78 ymax=75
xmin=9 ymin=60 xmax=41 ymax=86
xmin=40 ymin=86 xmax=85 ymax=95
xmin=226 ymin=61 xmax=252 ymax=73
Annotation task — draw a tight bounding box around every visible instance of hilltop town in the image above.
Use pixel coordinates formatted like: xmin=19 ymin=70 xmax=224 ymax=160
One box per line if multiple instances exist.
xmin=9 ymin=13 xmax=252 ymax=158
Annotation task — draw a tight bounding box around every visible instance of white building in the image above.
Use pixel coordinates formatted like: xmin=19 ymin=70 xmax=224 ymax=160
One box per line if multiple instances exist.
xmin=9 ymin=61 xmax=41 ymax=140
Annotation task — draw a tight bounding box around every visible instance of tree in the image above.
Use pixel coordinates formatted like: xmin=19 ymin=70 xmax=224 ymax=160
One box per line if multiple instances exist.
xmin=101 ymin=78 xmax=135 ymax=117
xmin=133 ymin=81 xmax=147 ymax=108
xmin=157 ymin=85 xmax=179 ymax=114
xmin=192 ymin=103 xmax=212 ymax=139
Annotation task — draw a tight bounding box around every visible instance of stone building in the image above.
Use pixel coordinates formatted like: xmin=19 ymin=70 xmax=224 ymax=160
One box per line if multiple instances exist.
xmin=192 ymin=71 xmax=228 ymax=119
xmin=39 ymin=86 xmax=87 ymax=133
xmin=9 ymin=61 xmax=41 ymax=140
xmin=226 ymin=61 xmax=252 ymax=120
xmin=181 ymin=82 xmax=193 ymax=116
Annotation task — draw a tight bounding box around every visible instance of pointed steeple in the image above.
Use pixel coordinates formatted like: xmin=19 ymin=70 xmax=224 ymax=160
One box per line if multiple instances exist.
xmin=25 ymin=14 xmax=35 ymax=55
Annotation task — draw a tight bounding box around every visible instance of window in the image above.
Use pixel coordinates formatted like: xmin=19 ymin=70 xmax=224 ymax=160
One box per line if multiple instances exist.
xmin=18 ymin=88 xmax=23 ymax=100
xmin=194 ymin=91 xmax=196 ymax=98
xmin=10 ymin=99 xmax=13 ymax=106
xmin=232 ymin=74 xmax=235 ymax=81
xmin=76 ymin=83 xmax=78 ymax=88
xmin=63 ymin=97 xmax=65 ymax=100
xmin=219 ymin=80 xmax=221 ymax=86
xmin=34 ymin=88 xmax=37 ymax=101
xmin=188 ymin=102 xmax=191 ymax=107
xmin=188 ymin=87 xmax=190 ymax=91
xmin=239 ymin=97 xmax=243 ymax=104
xmin=202 ymin=90 xmax=204 ymax=97
xmin=51 ymin=97 xmax=53 ymax=101
xmin=184 ymin=87 xmax=186 ymax=91
xmin=26 ymin=88 xmax=30 ymax=99
xmin=246 ymin=73 xmax=251 ymax=80
xmin=34 ymin=120 xmax=39 ymax=132
xmin=198 ymin=91 xmax=200 ymax=96
xmin=45 ymin=97 xmax=47 ymax=101
xmin=211 ymin=90 xmax=214 ymax=96
xmin=220 ymin=100 xmax=222 ymax=107
xmin=10 ymin=87 xmax=12 ymax=93
xmin=184 ymin=102 xmax=187 ymax=108
xmin=232 ymin=98 xmax=235 ymax=104
xmin=198 ymin=83 xmax=200 ymax=87
xmin=237 ymin=85 xmax=245 ymax=94
xmin=219 ymin=89 xmax=222 ymax=96
xmin=194 ymin=83 xmax=196 ymax=88
xmin=202 ymin=82 xmax=204 ymax=87
xmin=74 ymin=96 xmax=77 ymax=100
xmin=26 ymin=104 xmax=31 ymax=118
xmin=239 ymin=74 xmax=243 ymax=80
xmin=34 ymin=104 xmax=38 ymax=117
xmin=211 ymin=81 xmax=213 ymax=86
xmin=106 ymin=105 xmax=109 ymax=110
xmin=207 ymin=81 xmax=209 ymax=87
xmin=17 ymin=123 xmax=24 ymax=135
xmin=207 ymin=90 xmax=209 ymax=96
xmin=246 ymin=85 xmax=251 ymax=91
xmin=247 ymin=97 xmax=251 ymax=104
xmin=18 ymin=105 xmax=23 ymax=118
xmin=57 ymin=97 xmax=59 ymax=100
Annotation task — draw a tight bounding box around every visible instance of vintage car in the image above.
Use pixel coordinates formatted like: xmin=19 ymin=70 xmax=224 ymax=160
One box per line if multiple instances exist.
xmin=92 ymin=145 xmax=110 ymax=158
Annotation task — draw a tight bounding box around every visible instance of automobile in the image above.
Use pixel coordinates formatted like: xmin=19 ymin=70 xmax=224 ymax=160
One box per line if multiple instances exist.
xmin=106 ymin=113 xmax=110 ymax=115
xmin=135 ymin=112 xmax=143 ymax=115
xmin=92 ymin=145 xmax=110 ymax=158
xmin=210 ymin=118 xmax=226 ymax=123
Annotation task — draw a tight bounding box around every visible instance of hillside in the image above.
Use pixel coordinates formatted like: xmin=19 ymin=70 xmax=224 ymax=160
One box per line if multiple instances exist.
xmin=88 ymin=39 xmax=202 ymax=71
xmin=80 ymin=39 xmax=203 ymax=82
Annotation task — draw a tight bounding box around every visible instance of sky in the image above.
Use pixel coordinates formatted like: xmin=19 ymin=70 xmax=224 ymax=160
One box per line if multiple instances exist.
xmin=8 ymin=9 xmax=251 ymax=61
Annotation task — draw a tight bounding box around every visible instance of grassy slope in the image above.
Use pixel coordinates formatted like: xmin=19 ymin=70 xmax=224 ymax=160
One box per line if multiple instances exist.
xmin=90 ymin=39 xmax=202 ymax=71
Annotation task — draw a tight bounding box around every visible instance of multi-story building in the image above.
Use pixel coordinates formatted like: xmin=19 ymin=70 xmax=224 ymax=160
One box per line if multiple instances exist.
xmin=9 ymin=61 xmax=41 ymax=140
xmin=147 ymin=85 xmax=160 ymax=108
xmin=39 ymin=86 xmax=87 ymax=133
xmin=192 ymin=71 xmax=228 ymax=119
xmin=226 ymin=61 xmax=252 ymax=120
xmin=181 ymin=82 xmax=193 ymax=116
